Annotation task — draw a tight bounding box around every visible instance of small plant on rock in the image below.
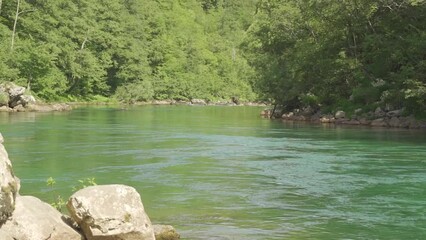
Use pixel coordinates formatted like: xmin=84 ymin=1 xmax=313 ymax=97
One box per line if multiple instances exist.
xmin=72 ymin=177 xmax=97 ymax=192
xmin=46 ymin=177 xmax=66 ymax=212
xmin=46 ymin=177 xmax=97 ymax=212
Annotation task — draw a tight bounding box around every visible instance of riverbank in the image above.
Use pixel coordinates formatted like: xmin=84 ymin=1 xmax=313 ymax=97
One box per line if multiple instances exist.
xmin=0 ymin=82 xmax=72 ymax=113
xmin=1 ymin=81 xmax=266 ymax=113
xmin=261 ymin=107 xmax=426 ymax=129
xmin=0 ymin=103 xmax=72 ymax=112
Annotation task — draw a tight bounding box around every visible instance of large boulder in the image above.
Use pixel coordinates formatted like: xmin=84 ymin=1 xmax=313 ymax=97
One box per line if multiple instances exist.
xmin=0 ymin=82 xmax=30 ymax=108
xmin=67 ymin=184 xmax=155 ymax=240
xmin=6 ymin=83 xmax=25 ymax=99
xmin=0 ymin=133 xmax=20 ymax=224
xmin=0 ymin=195 xmax=83 ymax=240
xmin=5 ymin=83 xmax=26 ymax=108
xmin=19 ymin=95 xmax=36 ymax=107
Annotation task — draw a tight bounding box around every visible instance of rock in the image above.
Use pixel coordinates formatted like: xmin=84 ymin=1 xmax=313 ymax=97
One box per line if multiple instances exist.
xmin=388 ymin=117 xmax=401 ymax=128
xmin=260 ymin=109 xmax=271 ymax=117
xmin=0 ymin=195 xmax=83 ymax=240
xmin=335 ymin=118 xmax=349 ymax=124
xmin=153 ymin=225 xmax=180 ymax=240
xmin=374 ymin=107 xmax=386 ymax=118
xmin=152 ymin=100 xmax=173 ymax=105
xmin=371 ymin=118 xmax=388 ymax=127
xmin=310 ymin=113 xmax=321 ymax=123
xmin=346 ymin=119 xmax=360 ymax=125
xmin=6 ymin=83 xmax=25 ymax=99
xmin=190 ymin=99 xmax=206 ymax=105
xmin=67 ymin=184 xmax=155 ymax=240
xmin=295 ymin=115 xmax=306 ymax=121
xmin=25 ymin=103 xmax=72 ymax=112
xmin=282 ymin=112 xmax=294 ymax=120
xmin=301 ymin=106 xmax=316 ymax=115
xmin=386 ymin=109 xmax=403 ymax=118
xmin=0 ymin=229 xmax=14 ymax=240
xmin=14 ymin=104 xmax=26 ymax=112
xmin=320 ymin=115 xmax=335 ymax=123
xmin=19 ymin=95 xmax=36 ymax=107
xmin=359 ymin=118 xmax=371 ymax=125
xmin=0 ymin=83 xmax=40 ymax=110
xmin=6 ymin=83 xmax=26 ymax=108
xmin=0 ymin=135 xmax=20 ymax=224
xmin=0 ymin=91 xmax=9 ymax=107
xmin=52 ymin=103 xmax=72 ymax=111
xmin=0 ymin=106 xmax=11 ymax=112
xmin=335 ymin=111 xmax=346 ymax=119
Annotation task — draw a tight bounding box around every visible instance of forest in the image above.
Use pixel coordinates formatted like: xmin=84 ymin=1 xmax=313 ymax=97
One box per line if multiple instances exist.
xmin=0 ymin=0 xmax=425 ymax=116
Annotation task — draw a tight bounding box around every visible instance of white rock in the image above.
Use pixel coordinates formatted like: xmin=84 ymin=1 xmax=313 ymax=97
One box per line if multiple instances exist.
xmin=0 ymin=139 xmax=20 ymax=223
xmin=190 ymin=99 xmax=206 ymax=105
xmin=0 ymin=195 xmax=83 ymax=240
xmin=335 ymin=111 xmax=346 ymax=119
xmin=67 ymin=184 xmax=155 ymax=240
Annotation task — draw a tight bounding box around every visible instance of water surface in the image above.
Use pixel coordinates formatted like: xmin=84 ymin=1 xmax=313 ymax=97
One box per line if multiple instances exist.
xmin=1 ymin=106 xmax=426 ymax=239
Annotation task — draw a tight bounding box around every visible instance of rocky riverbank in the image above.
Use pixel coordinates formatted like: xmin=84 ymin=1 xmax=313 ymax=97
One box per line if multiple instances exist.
xmin=261 ymin=107 xmax=426 ymax=129
xmin=150 ymin=99 xmax=267 ymax=106
xmin=0 ymin=82 xmax=71 ymax=112
xmin=0 ymin=133 xmax=180 ymax=240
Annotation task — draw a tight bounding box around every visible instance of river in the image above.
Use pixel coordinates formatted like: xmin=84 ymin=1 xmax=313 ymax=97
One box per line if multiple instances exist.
xmin=1 ymin=105 xmax=426 ymax=239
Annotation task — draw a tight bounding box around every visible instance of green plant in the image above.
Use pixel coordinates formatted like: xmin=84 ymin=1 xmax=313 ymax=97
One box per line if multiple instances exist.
xmin=124 ymin=213 xmax=132 ymax=222
xmin=46 ymin=177 xmax=97 ymax=212
xmin=46 ymin=177 xmax=65 ymax=212
xmin=72 ymin=177 xmax=97 ymax=192
xmin=114 ymin=81 xmax=154 ymax=103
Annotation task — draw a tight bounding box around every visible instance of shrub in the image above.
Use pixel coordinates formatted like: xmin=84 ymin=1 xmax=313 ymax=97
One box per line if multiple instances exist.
xmin=114 ymin=81 xmax=154 ymax=103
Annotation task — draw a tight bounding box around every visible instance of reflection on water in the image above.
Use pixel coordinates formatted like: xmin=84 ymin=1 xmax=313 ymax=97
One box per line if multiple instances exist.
xmin=1 ymin=106 xmax=426 ymax=239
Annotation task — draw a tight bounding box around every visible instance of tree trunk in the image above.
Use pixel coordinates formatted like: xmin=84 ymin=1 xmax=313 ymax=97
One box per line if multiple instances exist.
xmin=270 ymin=103 xmax=278 ymax=119
xmin=27 ymin=75 xmax=32 ymax=92
xmin=11 ymin=0 xmax=21 ymax=51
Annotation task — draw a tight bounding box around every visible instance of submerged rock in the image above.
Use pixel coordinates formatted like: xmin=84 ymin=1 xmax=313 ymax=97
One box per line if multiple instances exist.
xmin=154 ymin=225 xmax=180 ymax=240
xmin=67 ymin=184 xmax=155 ymax=240
xmin=0 ymin=195 xmax=83 ymax=240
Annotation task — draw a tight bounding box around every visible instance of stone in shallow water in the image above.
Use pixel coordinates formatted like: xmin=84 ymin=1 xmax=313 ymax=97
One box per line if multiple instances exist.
xmin=154 ymin=224 xmax=180 ymax=240
xmin=67 ymin=184 xmax=155 ymax=240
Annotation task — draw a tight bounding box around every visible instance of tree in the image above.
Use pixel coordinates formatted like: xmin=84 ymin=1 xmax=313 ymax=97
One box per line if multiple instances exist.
xmin=0 ymin=0 xmax=258 ymax=102
xmin=243 ymin=0 xmax=426 ymax=115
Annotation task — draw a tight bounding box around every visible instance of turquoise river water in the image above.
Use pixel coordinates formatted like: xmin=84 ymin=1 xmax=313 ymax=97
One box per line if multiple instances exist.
xmin=1 ymin=105 xmax=426 ymax=239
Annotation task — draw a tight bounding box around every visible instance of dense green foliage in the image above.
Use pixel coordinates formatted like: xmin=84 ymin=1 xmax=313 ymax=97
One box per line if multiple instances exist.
xmin=243 ymin=0 xmax=426 ymax=115
xmin=0 ymin=0 xmax=257 ymax=102
xmin=1 ymin=0 xmax=425 ymax=115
